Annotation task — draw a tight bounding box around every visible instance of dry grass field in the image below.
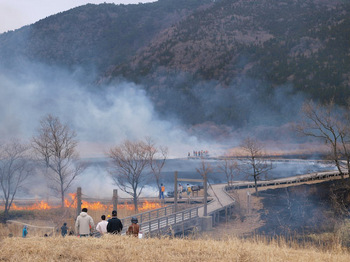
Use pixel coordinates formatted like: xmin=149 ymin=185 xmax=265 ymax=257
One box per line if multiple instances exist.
xmin=1 ymin=180 xmax=349 ymax=261
xmin=0 ymin=234 xmax=349 ymax=262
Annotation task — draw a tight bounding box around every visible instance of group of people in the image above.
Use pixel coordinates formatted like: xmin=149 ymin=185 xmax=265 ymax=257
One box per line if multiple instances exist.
xmin=187 ymin=150 xmax=209 ymax=157
xmin=62 ymin=208 xmax=140 ymax=237
xmin=20 ymin=208 xmax=139 ymax=238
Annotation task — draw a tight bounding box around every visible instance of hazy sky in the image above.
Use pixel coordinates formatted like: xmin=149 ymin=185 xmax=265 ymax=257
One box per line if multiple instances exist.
xmin=0 ymin=0 xmax=156 ymax=33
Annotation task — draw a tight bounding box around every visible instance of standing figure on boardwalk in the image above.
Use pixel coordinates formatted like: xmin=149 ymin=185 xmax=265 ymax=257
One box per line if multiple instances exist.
xmin=178 ymin=184 xmax=183 ymax=199
xmin=107 ymin=210 xmax=123 ymax=234
xmin=187 ymin=184 xmax=192 ymax=198
xmin=75 ymin=208 xmax=94 ymax=237
xmin=126 ymin=217 xmax=140 ymax=237
xmin=159 ymin=183 xmax=165 ymax=199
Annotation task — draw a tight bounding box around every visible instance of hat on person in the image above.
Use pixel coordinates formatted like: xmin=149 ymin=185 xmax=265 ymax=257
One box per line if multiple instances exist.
xmin=112 ymin=210 xmax=117 ymax=216
xmin=131 ymin=217 xmax=138 ymax=223
xmin=107 ymin=215 xmax=111 ymax=218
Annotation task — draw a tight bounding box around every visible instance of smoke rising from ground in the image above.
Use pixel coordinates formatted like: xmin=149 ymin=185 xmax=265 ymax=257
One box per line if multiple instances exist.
xmin=0 ymin=60 xmax=214 ymax=158
xmin=146 ymin=70 xmax=309 ymax=154
xmin=0 ymin=60 xmax=223 ymax=199
xmin=0 ymin=59 xmax=313 ymax=199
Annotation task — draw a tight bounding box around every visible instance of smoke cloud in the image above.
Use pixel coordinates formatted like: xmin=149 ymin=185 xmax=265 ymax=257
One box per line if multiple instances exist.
xmin=0 ymin=59 xmax=220 ymax=199
xmin=0 ymin=57 xmax=313 ymax=199
xmin=0 ymin=60 xmax=215 ymax=159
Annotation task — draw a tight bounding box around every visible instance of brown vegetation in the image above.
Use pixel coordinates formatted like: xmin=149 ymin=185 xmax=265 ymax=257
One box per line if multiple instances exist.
xmin=0 ymin=234 xmax=349 ymax=262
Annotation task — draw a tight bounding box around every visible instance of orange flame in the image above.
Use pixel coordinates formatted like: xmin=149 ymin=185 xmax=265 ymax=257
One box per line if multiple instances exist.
xmin=139 ymin=200 xmax=162 ymax=211
xmin=11 ymin=201 xmax=53 ymax=211
xmin=8 ymin=194 xmax=162 ymax=212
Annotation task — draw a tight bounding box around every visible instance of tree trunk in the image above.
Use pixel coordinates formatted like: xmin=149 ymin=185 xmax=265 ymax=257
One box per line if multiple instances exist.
xmin=133 ymin=192 xmax=138 ymax=212
xmin=332 ymin=142 xmax=344 ymax=180
xmin=61 ymin=182 xmax=65 ymax=208
xmin=254 ymin=175 xmax=259 ymax=196
xmin=2 ymin=207 xmax=9 ymax=223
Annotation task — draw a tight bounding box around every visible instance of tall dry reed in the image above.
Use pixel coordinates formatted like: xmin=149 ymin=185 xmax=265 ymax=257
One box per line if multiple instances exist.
xmin=0 ymin=234 xmax=349 ymax=262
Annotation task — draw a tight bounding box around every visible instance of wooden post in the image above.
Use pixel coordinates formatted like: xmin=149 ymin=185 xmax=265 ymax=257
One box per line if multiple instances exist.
xmin=174 ymin=171 xmax=178 ymax=212
xmin=204 ymin=173 xmax=208 ymax=217
xmin=77 ymin=187 xmax=82 ymax=217
xmin=113 ymin=189 xmax=118 ymax=211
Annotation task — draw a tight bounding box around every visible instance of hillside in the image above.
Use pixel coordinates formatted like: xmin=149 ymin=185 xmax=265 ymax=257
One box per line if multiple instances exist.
xmin=114 ymin=0 xmax=350 ymax=100
xmin=110 ymin=0 xmax=350 ymax=126
xmin=0 ymin=0 xmax=349 ymax=130
xmin=0 ymin=0 xmax=213 ymax=72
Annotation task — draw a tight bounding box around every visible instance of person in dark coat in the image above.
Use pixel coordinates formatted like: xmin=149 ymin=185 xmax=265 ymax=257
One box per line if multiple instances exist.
xmin=61 ymin=222 xmax=68 ymax=237
xmin=107 ymin=210 xmax=123 ymax=234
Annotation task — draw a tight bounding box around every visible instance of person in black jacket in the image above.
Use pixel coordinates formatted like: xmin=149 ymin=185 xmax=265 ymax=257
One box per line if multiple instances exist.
xmin=107 ymin=210 xmax=123 ymax=234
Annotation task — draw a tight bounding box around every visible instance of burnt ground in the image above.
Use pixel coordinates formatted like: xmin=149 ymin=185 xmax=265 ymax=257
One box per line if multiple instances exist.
xmin=202 ymin=178 xmax=350 ymax=240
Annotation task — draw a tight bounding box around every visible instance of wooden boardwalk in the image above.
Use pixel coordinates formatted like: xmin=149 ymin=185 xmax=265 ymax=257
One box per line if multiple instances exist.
xmin=125 ymin=170 xmax=345 ymax=236
xmin=201 ymin=170 xmax=346 ymax=215
xmin=198 ymin=183 xmax=235 ymax=217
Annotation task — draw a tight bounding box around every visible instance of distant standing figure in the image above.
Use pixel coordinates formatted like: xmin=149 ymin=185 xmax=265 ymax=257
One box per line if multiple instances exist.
xmin=187 ymin=184 xmax=192 ymax=198
xmin=107 ymin=210 xmax=123 ymax=234
xmin=159 ymin=183 xmax=165 ymax=199
xmin=96 ymin=215 xmax=108 ymax=235
xmin=61 ymin=222 xmax=68 ymax=237
xmin=126 ymin=217 xmax=140 ymax=237
xmin=178 ymin=184 xmax=183 ymax=199
xmin=75 ymin=208 xmax=94 ymax=237
xmin=22 ymin=225 xmax=28 ymax=238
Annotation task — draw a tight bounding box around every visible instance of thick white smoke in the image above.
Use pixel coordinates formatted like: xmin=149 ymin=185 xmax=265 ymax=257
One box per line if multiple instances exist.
xmin=0 ymin=61 xmax=219 ymax=199
xmin=0 ymin=61 xmax=217 ymax=159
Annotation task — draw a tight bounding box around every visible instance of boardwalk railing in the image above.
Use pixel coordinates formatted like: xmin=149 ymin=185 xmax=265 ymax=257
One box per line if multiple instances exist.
xmin=227 ymin=171 xmax=345 ymax=190
xmin=120 ymin=204 xmax=176 ymax=234
xmin=122 ymin=171 xmax=347 ymax=236
xmin=137 ymin=206 xmax=200 ymax=236
xmin=207 ymin=185 xmax=235 ymax=226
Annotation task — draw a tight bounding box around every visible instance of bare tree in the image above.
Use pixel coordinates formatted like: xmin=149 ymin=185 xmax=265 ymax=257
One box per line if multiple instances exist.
xmin=296 ymin=100 xmax=350 ymax=182
xmin=32 ymin=114 xmax=84 ymax=208
xmin=239 ymin=137 xmax=273 ymax=195
xmin=145 ymin=137 xmax=168 ymax=189
xmin=196 ymin=160 xmax=212 ymax=179
xmin=0 ymin=140 xmax=32 ymax=222
xmin=217 ymin=158 xmax=239 ymax=187
xmin=107 ymin=139 xmax=151 ymax=212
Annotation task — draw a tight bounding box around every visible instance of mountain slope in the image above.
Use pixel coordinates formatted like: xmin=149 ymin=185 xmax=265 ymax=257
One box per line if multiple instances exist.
xmin=113 ymin=0 xmax=350 ymax=103
xmin=0 ymin=0 xmax=349 ymax=131
xmin=0 ymin=0 xmax=213 ymax=71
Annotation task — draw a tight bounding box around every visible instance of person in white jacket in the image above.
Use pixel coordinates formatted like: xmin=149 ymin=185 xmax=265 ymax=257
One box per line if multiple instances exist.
xmin=96 ymin=215 xmax=108 ymax=235
xmin=75 ymin=208 xmax=94 ymax=237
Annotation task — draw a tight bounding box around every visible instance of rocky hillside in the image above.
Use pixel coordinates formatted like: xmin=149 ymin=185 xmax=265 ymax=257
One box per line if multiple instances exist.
xmin=114 ymin=0 xmax=350 ymax=103
xmin=0 ymin=0 xmax=213 ymax=72
xmin=0 ymin=0 xmax=349 ymax=129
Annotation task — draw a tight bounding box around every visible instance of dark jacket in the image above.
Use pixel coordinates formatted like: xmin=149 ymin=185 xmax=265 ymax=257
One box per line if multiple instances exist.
xmin=107 ymin=217 xmax=123 ymax=234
